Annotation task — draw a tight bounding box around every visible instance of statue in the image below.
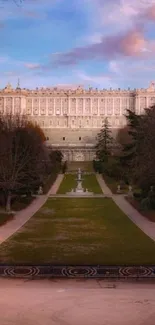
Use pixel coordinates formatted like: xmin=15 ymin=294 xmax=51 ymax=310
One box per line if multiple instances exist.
xmin=38 ymin=186 xmax=43 ymax=195
xmin=128 ymin=185 xmax=133 ymax=197
xmin=117 ymin=185 xmax=121 ymax=193
xmin=148 ymin=81 xmax=155 ymax=91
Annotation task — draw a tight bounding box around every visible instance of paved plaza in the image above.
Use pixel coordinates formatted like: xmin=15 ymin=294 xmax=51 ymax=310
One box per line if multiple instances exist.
xmin=0 ymin=278 xmax=155 ymax=325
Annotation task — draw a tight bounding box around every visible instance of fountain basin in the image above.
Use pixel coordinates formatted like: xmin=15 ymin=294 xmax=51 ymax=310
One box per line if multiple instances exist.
xmin=66 ymin=190 xmax=94 ymax=196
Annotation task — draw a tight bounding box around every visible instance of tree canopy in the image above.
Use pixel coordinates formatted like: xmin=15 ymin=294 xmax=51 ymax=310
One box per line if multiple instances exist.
xmin=117 ymin=106 xmax=155 ymax=190
xmin=0 ymin=114 xmax=46 ymax=211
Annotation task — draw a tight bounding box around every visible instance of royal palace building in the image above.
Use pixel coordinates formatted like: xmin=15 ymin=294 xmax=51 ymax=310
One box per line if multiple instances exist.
xmin=1 ymin=81 xmax=155 ymax=161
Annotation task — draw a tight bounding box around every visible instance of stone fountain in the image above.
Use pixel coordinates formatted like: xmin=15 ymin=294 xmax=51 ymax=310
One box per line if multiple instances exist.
xmin=67 ymin=168 xmax=93 ymax=196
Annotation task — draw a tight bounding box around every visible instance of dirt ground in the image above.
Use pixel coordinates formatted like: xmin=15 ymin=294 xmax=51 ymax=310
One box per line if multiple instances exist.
xmin=0 ymin=278 xmax=155 ymax=325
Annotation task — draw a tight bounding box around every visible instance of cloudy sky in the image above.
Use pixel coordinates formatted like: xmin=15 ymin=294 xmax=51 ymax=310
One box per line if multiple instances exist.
xmin=0 ymin=0 xmax=155 ymax=89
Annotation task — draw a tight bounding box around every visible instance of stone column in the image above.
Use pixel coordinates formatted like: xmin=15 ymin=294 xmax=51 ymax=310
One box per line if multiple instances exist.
xmin=31 ymin=98 xmax=33 ymax=116
xmin=12 ymin=97 xmax=14 ymax=115
xmin=45 ymin=98 xmax=47 ymax=116
xmin=97 ymin=98 xmax=99 ymax=116
xmin=53 ymin=98 xmax=55 ymax=116
xmin=135 ymin=96 xmax=140 ymax=115
xmin=38 ymin=98 xmax=40 ymax=116
xmin=90 ymin=98 xmax=92 ymax=117
xmin=112 ymin=98 xmax=114 ymax=115
xmin=105 ymin=97 xmax=107 ymax=116
xmin=83 ymin=98 xmax=85 ymax=115
xmin=3 ymin=97 xmax=6 ymax=114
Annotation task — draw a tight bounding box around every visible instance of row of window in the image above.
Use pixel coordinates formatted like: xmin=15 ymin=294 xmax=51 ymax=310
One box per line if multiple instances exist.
xmin=26 ymin=97 xmax=136 ymax=104
xmin=46 ymin=137 xmax=81 ymax=141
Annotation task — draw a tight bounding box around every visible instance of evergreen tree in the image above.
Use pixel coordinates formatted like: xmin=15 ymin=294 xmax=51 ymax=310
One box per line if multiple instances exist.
xmin=95 ymin=118 xmax=113 ymax=162
xmin=120 ymin=109 xmax=144 ymax=168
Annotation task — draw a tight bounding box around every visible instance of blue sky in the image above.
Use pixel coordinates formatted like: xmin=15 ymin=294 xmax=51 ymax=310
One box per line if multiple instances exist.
xmin=0 ymin=0 xmax=155 ymax=89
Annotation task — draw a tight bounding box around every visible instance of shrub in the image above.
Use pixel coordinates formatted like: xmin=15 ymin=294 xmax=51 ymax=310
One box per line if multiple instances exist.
xmin=133 ymin=192 xmax=142 ymax=199
xmin=140 ymin=197 xmax=151 ymax=211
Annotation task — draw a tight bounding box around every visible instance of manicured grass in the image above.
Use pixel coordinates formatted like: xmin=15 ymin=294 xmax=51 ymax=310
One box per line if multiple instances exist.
xmin=83 ymin=174 xmax=103 ymax=194
xmin=57 ymin=174 xmax=77 ymax=194
xmin=0 ymin=198 xmax=155 ymax=264
xmin=67 ymin=161 xmax=93 ymax=171
xmin=57 ymin=173 xmax=102 ymax=194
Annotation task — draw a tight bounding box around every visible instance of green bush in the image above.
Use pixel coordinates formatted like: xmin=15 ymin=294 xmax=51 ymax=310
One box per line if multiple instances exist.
xmin=140 ymin=197 xmax=151 ymax=211
xmin=139 ymin=188 xmax=155 ymax=210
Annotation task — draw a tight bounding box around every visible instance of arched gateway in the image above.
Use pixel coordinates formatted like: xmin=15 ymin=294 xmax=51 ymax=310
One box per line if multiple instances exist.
xmin=74 ymin=152 xmax=85 ymax=161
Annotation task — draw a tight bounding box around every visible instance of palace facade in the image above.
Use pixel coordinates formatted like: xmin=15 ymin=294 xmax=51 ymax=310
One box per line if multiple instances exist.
xmin=1 ymin=82 xmax=155 ymax=161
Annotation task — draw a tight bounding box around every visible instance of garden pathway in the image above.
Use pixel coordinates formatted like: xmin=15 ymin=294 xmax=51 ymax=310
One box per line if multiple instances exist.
xmin=97 ymin=174 xmax=155 ymax=242
xmin=0 ymin=174 xmax=64 ymax=245
xmin=96 ymin=173 xmax=112 ymax=195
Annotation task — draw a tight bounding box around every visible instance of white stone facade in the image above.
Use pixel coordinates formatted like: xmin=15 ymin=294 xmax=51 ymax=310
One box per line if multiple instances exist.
xmin=1 ymin=82 xmax=155 ymax=161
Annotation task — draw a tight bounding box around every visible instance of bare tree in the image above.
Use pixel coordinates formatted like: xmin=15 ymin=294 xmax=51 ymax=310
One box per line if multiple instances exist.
xmin=0 ymin=114 xmax=45 ymax=212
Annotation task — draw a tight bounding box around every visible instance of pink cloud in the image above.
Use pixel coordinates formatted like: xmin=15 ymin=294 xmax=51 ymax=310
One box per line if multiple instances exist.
xmin=142 ymin=5 xmax=155 ymax=21
xmin=52 ymin=28 xmax=149 ymax=66
xmin=24 ymin=63 xmax=41 ymax=70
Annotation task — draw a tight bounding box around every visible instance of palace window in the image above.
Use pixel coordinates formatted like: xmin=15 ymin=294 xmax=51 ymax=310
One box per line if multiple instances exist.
xmin=63 ymin=137 xmax=65 ymax=141
xmin=46 ymin=137 xmax=49 ymax=141
xmin=79 ymin=137 xmax=81 ymax=140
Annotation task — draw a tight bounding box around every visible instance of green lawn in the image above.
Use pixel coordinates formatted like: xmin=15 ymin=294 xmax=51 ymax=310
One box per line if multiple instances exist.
xmin=57 ymin=173 xmax=102 ymax=194
xmin=57 ymin=174 xmax=77 ymax=194
xmin=0 ymin=198 xmax=155 ymax=265
xmin=83 ymin=174 xmax=103 ymax=194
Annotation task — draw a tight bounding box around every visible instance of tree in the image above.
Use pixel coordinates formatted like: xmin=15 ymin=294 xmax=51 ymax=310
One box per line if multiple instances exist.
xmin=95 ymin=118 xmax=113 ymax=162
xmin=0 ymin=114 xmax=46 ymax=212
xmin=116 ymin=125 xmax=132 ymax=153
xmin=117 ymin=110 xmax=142 ymax=181
xmin=133 ymin=105 xmax=155 ymax=192
xmin=119 ymin=106 xmax=155 ymax=190
xmin=49 ymin=149 xmax=63 ymax=169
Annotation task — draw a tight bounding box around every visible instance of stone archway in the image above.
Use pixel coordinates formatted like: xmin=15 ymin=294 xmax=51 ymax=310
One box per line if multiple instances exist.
xmin=74 ymin=152 xmax=85 ymax=161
